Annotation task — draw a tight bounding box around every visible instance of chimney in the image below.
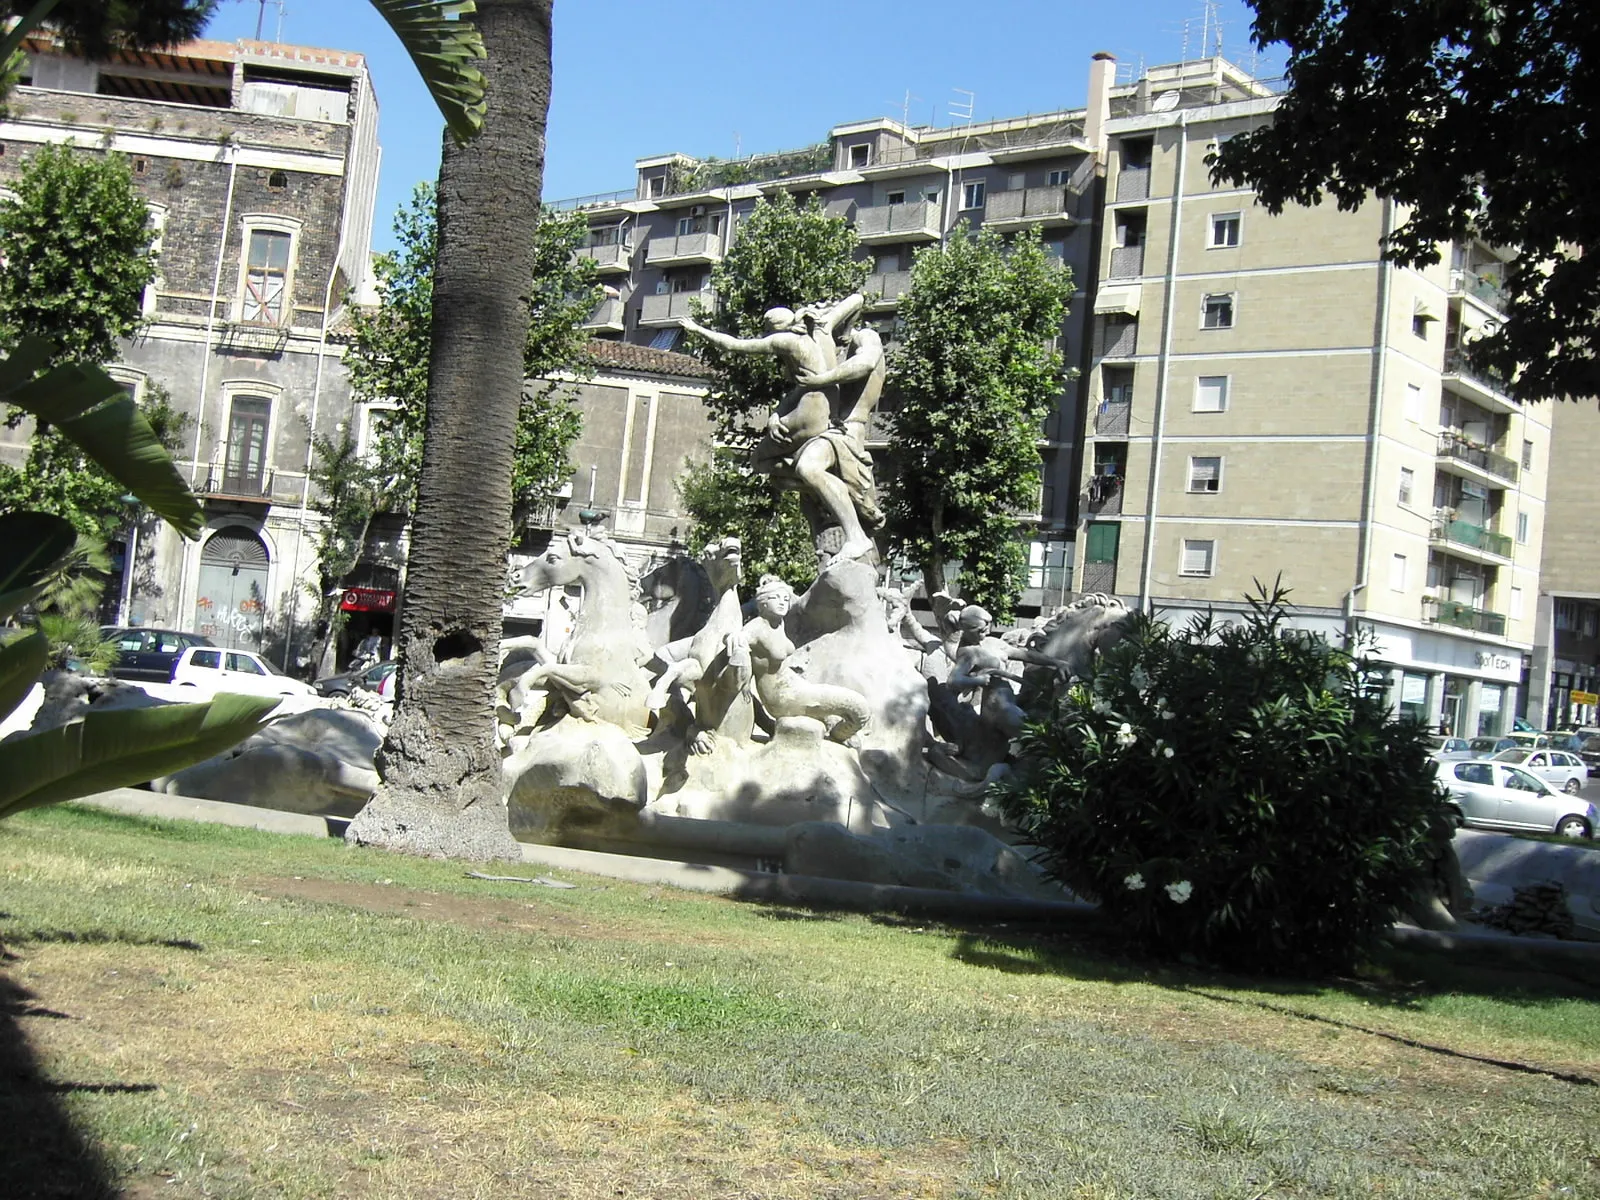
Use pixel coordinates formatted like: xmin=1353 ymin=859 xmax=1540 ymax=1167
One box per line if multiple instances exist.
xmin=1085 ymin=51 xmax=1116 ymax=155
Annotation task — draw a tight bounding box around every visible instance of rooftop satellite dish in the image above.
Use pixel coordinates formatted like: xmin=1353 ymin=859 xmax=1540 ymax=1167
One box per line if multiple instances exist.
xmin=1151 ymin=91 xmax=1181 ymax=112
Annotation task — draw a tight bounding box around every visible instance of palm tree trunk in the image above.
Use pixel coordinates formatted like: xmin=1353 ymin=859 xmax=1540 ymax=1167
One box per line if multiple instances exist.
xmin=346 ymin=0 xmax=551 ymax=859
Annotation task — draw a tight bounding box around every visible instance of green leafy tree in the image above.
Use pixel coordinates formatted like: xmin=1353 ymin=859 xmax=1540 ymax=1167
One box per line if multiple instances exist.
xmin=1214 ymin=0 xmax=1598 ymax=401
xmin=4 ymin=1 xmax=215 ymax=60
xmin=0 ymin=141 xmax=153 ymax=366
xmin=305 ymin=428 xmax=384 ymax=672
xmin=885 ymin=223 xmax=1073 ymax=619
xmin=695 ymin=190 xmax=871 ymax=440
xmin=677 ymin=449 xmax=817 ymax=593
xmin=346 ymin=181 xmax=595 ymax=521
xmin=992 ymin=585 xmax=1449 ymax=975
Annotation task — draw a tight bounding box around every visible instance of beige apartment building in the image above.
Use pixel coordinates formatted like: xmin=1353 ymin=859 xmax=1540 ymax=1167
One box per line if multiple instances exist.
xmin=1079 ymin=65 xmax=1548 ymax=736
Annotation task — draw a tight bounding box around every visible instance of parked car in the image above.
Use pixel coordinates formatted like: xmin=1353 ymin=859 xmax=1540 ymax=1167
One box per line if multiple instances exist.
xmin=170 ymin=646 xmax=317 ymax=699
xmin=1426 ymin=735 xmax=1474 ymax=762
xmin=1577 ymin=735 xmax=1600 ymax=773
xmin=100 ymin=627 xmax=214 ymax=683
xmin=314 ymin=659 xmax=396 ymax=699
xmin=1489 ymin=748 xmax=1589 ymax=794
xmin=1436 ymin=759 xmax=1597 ymax=839
xmin=1466 ymin=735 xmax=1527 ymax=758
xmin=1540 ymin=731 xmax=1590 ymax=755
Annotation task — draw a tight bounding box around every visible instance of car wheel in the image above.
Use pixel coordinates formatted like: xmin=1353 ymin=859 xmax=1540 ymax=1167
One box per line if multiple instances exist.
xmin=1555 ymin=816 xmax=1591 ymax=839
xmin=1562 ymin=777 xmax=1583 ymax=795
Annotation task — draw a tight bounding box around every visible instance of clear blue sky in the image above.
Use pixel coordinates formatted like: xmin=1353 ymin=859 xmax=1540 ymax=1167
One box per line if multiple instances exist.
xmin=202 ymin=0 xmax=1283 ymax=253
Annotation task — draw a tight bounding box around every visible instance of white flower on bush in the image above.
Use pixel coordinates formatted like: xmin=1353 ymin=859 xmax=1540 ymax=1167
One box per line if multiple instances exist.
xmin=1165 ymin=880 xmax=1193 ymax=904
xmin=1124 ymin=872 xmax=1146 ymax=891
xmin=1091 ymin=697 xmax=1111 ymax=715
xmin=1160 ymin=709 xmax=1175 ymax=720
xmin=1129 ymin=665 xmax=1151 ymax=691
xmin=1115 ymin=722 xmax=1136 ymax=747
xmin=1162 ymin=745 xmax=1175 ymax=759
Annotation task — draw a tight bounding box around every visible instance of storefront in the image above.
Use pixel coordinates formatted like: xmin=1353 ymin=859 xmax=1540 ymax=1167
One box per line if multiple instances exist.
xmin=1372 ymin=623 xmax=1525 ymax=735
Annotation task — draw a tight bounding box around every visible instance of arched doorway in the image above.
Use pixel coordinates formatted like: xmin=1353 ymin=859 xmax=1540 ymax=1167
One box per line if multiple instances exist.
xmin=194 ymin=526 xmax=269 ymax=649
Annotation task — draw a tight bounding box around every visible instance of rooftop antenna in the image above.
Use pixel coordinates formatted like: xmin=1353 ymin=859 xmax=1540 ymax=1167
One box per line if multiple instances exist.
xmin=886 ymin=89 xmax=921 ymax=127
xmin=255 ymin=0 xmax=286 ymax=41
xmin=948 ymin=88 xmax=975 ymax=124
xmin=733 ymin=132 xmax=741 ymax=158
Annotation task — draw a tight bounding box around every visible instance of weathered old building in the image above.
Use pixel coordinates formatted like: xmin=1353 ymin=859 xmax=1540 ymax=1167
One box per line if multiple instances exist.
xmin=1 ymin=34 xmax=380 ymax=668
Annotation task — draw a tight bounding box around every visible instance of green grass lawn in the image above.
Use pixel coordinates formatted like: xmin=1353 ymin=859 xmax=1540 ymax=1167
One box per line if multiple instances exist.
xmin=1 ymin=804 xmax=1596 ymax=1200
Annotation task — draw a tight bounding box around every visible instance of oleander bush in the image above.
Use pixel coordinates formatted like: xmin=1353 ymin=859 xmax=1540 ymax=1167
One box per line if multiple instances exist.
xmin=992 ymin=585 xmax=1452 ymax=974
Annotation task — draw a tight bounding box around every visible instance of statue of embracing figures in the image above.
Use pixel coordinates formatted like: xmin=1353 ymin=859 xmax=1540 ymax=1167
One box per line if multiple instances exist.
xmin=682 ymin=292 xmax=885 ymax=563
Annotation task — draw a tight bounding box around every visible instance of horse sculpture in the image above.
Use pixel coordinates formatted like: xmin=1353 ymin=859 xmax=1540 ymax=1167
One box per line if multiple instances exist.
xmin=502 ymin=531 xmax=653 ymax=736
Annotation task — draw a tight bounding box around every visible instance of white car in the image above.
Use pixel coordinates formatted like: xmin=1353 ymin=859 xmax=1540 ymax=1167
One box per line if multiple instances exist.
xmin=1489 ymin=748 xmax=1589 ymax=795
xmin=1437 ymin=759 xmax=1597 ymax=839
xmin=170 ymin=646 xmax=317 ymax=699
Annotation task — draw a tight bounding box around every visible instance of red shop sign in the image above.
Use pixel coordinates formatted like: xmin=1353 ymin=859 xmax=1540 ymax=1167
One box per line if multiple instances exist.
xmin=340 ymin=587 xmax=396 ymax=613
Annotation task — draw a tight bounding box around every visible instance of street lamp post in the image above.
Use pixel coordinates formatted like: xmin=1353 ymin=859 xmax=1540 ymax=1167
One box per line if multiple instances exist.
xmin=116 ymin=493 xmax=140 ymax=626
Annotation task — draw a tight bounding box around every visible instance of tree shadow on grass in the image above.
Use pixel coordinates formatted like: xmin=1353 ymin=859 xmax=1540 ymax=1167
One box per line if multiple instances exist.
xmin=0 ymin=970 xmax=124 ymax=1200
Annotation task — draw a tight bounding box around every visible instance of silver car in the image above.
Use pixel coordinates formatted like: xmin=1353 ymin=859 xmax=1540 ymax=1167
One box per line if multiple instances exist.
xmin=1437 ymin=760 xmax=1597 ymax=839
xmin=1489 ymin=748 xmax=1589 ymax=795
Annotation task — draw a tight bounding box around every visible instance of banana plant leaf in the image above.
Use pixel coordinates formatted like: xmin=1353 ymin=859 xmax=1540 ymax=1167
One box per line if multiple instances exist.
xmin=1 ymin=338 xmax=202 ymax=538
xmin=0 ymin=629 xmax=47 ymax=726
xmin=369 ymin=0 xmax=487 ymax=144
xmin=0 ymin=512 xmax=76 ymax=622
xmin=0 ymin=692 xmax=281 ymax=818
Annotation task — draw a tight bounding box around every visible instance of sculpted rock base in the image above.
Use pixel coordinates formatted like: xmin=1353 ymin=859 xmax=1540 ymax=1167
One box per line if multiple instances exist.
xmin=504 ymin=718 xmax=648 ymax=841
xmin=783 ymin=822 xmax=1068 ymax=901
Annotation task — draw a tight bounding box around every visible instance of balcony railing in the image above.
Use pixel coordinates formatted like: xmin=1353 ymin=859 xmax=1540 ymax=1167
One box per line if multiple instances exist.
xmin=985 ymin=184 xmax=1078 ymax=227
xmin=638 ymin=289 xmax=712 ymax=326
xmin=1096 ymin=318 xmax=1138 ymax=358
xmin=1084 ymin=473 xmax=1124 ymax=515
xmin=576 ymin=242 xmax=631 ymax=273
xmin=1443 ymin=348 xmax=1513 ymax=400
xmin=1115 ymin=166 xmax=1151 ymax=202
xmin=1080 ymin=559 xmax=1118 ymax=594
xmin=581 ymin=297 xmax=625 ymax=332
xmin=1094 ymin=398 xmax=1131 ymax=437
xmin=855 ymin=200 xmax=941 ymax=243
xmin=1450 ymin=269 xmax=1506 ymax=311
xmin=866 ymin=269 xmax=913 ymax=308
xmin=1108 ymin=245 xmax=1145 ymax=278
xmin=644 ymin=231 xmax=724 ymax=266
xmin=1436 ymin=431 xmax=1519 ymax=483
xmin=1432 ymin=516 xmax=1513 ymax=559
xmin=1423 ymin=595 xmax=1507 ymax=636
xmin=198 ymin=463 xmax=274 ymax=503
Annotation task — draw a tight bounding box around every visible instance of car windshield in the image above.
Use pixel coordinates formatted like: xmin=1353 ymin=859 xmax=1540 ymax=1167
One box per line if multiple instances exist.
xmin=1545 ymin=733 xmax=1584 ymax=753
xmin=1468 ymin=738 xmax=1501 ymax=753
xmin=261 ymin=656 xmax=286 ymax=676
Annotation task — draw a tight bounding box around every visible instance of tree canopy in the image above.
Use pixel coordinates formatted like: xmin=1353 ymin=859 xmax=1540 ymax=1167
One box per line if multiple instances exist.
xmin=1213 ymin=0 xmax=1600 ymax=401
xmin=344 ymin=182 xmax=598 ymax=522
xmin=7 ymin=1 xmax=214 ymax=59
xmin=884 ymin=223 xmax=1073 ymax=619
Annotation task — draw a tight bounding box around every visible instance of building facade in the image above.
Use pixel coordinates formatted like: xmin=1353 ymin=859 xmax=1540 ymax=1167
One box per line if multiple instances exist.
xmin=1 ymin=34 xmax=380 ymax=668
xmin=1080 ymin=68 xmax=1547 ymax=736
xmin=1530 ymin=401 xmax=1600 ymax=728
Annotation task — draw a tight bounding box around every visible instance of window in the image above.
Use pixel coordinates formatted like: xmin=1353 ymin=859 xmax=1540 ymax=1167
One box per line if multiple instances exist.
xmin=1209 ymin=212 xmax=1241 ymax=248
xmin=849 ymin=143 xmax=870 ymax=168
xmin=1085 ymin=521 xmax=1120 ymax=564
xmin=1456 ymin=762 xmax=1493 ymax=786
xmin=647 ymin=327 xmax=680 ymax=351
xmin=1180 ymin=539 xmax=1216 ymax=576
xmin=923 ymin=187 xmax=941 ymax=204
xmin=1390 ymin=553 xmax=1408 ymax=592
xmin=1556 ymin=600 xmax=1580 ymax=630
xmin=1047 ymin=168 xmax=1068 ymax=187
xmin=1399 ymin=467 xmax=1415 ymax=506
xmin=1510 ymin=586 xmax=1524 ymax=620
xmin=873 ymin=249 xmax=900 ymax=273
xmin=132 ymin=155 xmax=148 ymax=175
xmin=223 ymin=396 xmax=272 ymax=492
xmin=885 ymin=189 xmax=905 ymax=205
xmin=1522 ymin=438 xmax=1534 ymax=470
xmin=267 ymin=169 xmax=287 ymax=189
xmin=1187 ymin=456 xmax=1222 ymax=493
xmin=1404 ymin=382 xmax=1422 ymax=423
xmin=1193 ymin=375 xmax=1228 ymax=413
xmin=1516 ymin=510 xmax=1529 ymax=544
xmin=962 ymin=180 xmax=986 ymax=209
xmin=242 ymin=228 xmax=291 ymax=324
xmin=589 ymin=224 xmax=622 ymax=247
xmin=1411 ymin=313 xmax=1428 ymax=338
xmin=646 ymin=174 xmax=665 ymax=198
xmin=1201 ymin=293 xmax=1234 ymax=329
xmin=226 ymin=652 xmax=264 ymax=675
xmin=142 ymin=204 xmax=167 ymax=314
xmin=190 ymin=649 xmax=222 ymax=670
xmin=1587 ymin=607 xmax=1600 ymax=637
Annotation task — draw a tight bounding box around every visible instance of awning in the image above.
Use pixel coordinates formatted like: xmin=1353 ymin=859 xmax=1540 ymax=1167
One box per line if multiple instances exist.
xmin=1094 ymin=286 xmax=1141 ymax=316
xmin=1413 ymin=298 xmax=1440 ymax=323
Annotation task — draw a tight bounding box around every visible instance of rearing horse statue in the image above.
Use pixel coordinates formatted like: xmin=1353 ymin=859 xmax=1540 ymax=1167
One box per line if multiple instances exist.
xmin=506 ymin=531 xmax=653 ymax=735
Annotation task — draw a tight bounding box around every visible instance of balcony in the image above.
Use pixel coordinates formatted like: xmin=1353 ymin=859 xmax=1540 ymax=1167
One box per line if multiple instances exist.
xmin=1449 ymin=268 xmax=1506 ymax=312
xmin=1080 ymin=558 xmax=1118 ymax=594
xmin=581 ymin=297 xmax=625 ymax=334
xmin=198 ymin=463 xmax=274 ymax=504
xmin=638 ymin=289 xmax=713 ymax=327
xmin=1094 ymin=398 xmax=1131 ymax=437
xmin=644 ymin=231 xmax=724 ymax=267
xmin=1108 ymin=245 xmax=1145 ymax=279
xmin=1442 ymin=347 xmax=1516 ymax=413
xmin=1431 ymin=516 xmax=1513 ymax=562
xmin=855 ymin=200 xmax=941 ymax=244
xmin=984 ymin=185 xmax=1079 ymax=229
xmin=1436 ymin=430 xmax=1519 ymax=485
xmin=866 ymin=269 xmax=913 ymax=309
xmin=575 ymin=242 xmax=632 ymax=275
xmin=1115 ymin=166 xmax=1151 ymax=202
xmin=1084 ymin=473 xmax=1124 ymax=515
xmin=1423 ymin=595 xmax=1507 ymax=637
xmin=1096 ymin=318 xmax=1138 ymax=359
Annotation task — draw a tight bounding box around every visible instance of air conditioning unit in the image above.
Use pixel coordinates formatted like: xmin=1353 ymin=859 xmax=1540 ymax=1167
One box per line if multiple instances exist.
xmin=689 ymin=204 xmax=707 ymax=217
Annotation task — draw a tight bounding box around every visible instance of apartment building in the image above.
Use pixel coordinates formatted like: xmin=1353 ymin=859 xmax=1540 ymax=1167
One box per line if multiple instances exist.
xmin=1080 ymin=66 xmax=1548 ymax=736
xmin=0 ymin=33 xmax=380 ymax=667
xmin=1530 ymin=402 xmax=1600 ymax=728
